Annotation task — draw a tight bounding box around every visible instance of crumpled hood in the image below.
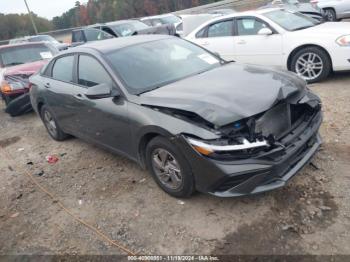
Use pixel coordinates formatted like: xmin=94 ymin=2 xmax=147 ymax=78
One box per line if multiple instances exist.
xmin=3 ymin=60 xmax=48 ymax=93
xmin=266 ymin=3 xmax=321 ymax=14
xmin=286 ymin=3 xmax=321 ymax=13
xmin=140 ymin=63 xmax=306 ymax=127
xmin=4 ymin=60 xmax=47 ymax=77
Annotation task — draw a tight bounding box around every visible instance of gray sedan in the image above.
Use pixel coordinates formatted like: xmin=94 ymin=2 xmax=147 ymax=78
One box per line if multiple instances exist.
xmin=313 ymin=0 xmax=350 ymax=21
xmin=29 ymin=35 xmax=322 ymax=198
xmin=263 ymin=0 xmax=326 ymax=21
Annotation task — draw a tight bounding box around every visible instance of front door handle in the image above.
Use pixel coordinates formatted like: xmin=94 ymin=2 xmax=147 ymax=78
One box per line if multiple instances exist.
xmin=201 ymin=41 xmax=210 ymax=46
xmin=237 ymin=40 xmax=246 ymax=45
xmin=44 ymin=83 xmax=50 ymax=88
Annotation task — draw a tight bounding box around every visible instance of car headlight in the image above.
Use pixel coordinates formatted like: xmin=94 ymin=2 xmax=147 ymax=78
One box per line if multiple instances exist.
xmin=185 ymin=136 xmax=269 ymax=156
xmin=0 ymin=80 xmax=27 ymax=94
xmin=336 ymin=35 xmax=350 ymax=46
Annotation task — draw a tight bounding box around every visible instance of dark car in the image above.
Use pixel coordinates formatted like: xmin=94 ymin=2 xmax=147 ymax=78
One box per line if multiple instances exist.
xmin=262 ymin=0 xmax=326 ymax=22
xmin=71 ymin=27 xmax=115 ymax=46
xmin=29 ymin=35 xmax=322 ymax=198
xmin=71 ymin=20 xmax=176 ymax=46
xmin=0 ymin=42 xmax=58 ymax=116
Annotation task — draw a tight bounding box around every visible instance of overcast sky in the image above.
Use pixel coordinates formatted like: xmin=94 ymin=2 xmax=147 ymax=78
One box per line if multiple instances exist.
xmin=0 ymin=0 xmax=83 ymax=19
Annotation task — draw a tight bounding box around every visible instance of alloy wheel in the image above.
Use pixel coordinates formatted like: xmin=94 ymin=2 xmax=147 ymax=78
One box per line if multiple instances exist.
xmin=151 ymin=148 xmax=183 ymax=190
xmin=295 ymin=52 xmax=323 ymax=81
xmin=43 ymin=110 xmax=58 ymax=138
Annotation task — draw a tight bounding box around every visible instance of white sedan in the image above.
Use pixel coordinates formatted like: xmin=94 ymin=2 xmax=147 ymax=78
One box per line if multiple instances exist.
xmin=186 ymin=8 xmax=350 ymax=82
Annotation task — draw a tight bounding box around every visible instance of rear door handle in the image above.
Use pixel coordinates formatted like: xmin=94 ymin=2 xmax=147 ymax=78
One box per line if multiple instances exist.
xmin=74 ymin=94 xmax=84 ymax=100
xmin=44 ymin=83 xmax=50 ymax=88
xmin=237 ymin=40 xmax=246 ymax=45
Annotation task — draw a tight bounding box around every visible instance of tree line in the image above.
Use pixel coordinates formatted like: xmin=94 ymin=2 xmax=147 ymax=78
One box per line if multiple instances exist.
xmin=0 ymin=0 xmax=221 ymax=41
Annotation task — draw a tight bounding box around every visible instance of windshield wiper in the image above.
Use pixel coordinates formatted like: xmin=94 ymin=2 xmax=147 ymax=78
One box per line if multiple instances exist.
xmin=292 ymin=25 xmax=313 ymax=31
xmin=5 ymin=62 xmax=24 ymax=66
xmin=137 ymin=86 xmax=162 ymax=96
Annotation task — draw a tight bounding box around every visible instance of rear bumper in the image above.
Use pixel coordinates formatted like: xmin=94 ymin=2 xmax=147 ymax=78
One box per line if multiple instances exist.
xmin=175 ymin=110 xmax=322 ymax=197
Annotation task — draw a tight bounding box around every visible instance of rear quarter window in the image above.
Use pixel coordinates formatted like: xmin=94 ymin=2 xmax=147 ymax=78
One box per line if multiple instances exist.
xmin=196 ymin=27 xmax=207 ymax=38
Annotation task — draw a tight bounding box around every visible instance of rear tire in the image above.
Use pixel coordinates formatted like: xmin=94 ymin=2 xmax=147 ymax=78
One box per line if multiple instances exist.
xmin=40 ymin=105 xmax=68 ymax=141
xmin=291 ymin=47 xmax=331 ymax=83
xmin=145 ymin=136 xmax=195 ymax=198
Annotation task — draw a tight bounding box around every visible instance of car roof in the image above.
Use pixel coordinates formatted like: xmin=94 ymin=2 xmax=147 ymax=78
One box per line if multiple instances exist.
xmin=199 ymin=7 xmax=281 ymax=24
xmin=105 ymin=20 xmax=142 ymax=26
xmin=140 ymin=14 xmax=176 ymax=20
xmin=0 ymin=42 xmax=49 ymax=50
xmin=68 ymin=35 xmax=173 ymax=54
xmin=10 ymin=34 xmax=51 ymax=40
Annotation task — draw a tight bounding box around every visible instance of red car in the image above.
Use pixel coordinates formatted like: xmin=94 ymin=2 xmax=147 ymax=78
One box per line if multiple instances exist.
xmin=0 ymin=42 xmax=58 ymax=116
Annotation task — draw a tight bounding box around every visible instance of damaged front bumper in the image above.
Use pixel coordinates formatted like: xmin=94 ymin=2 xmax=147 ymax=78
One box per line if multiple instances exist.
xmin=174 ymin=109 xmax=322 ymax=197
xmin=5 ymin=92 xmax=33 ymax=117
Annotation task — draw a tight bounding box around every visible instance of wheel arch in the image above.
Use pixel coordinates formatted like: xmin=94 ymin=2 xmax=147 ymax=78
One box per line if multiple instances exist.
xmin=137 ymin=126 xmax=175 ymax=169
xmin=287 ymin=44 xmax=333 ymax=71
xmin=37 ymin=100 xmax=45 ymax=116
xmin=323 ymin=7 xmax=337 ymax=19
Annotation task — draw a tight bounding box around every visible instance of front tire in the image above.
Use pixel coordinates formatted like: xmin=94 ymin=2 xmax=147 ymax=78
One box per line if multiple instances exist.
xmin=40 ymin=105 xmax=68 ymax=141
xmin=145 ymin=136 xmax=195 ymax=198
xmin=3 ymin=95 xmax=13 ymax=106
xmin=324 ymin=8 xmax=337 ymax=21
xmin=291 ymin=47 xmax=331 ymax=83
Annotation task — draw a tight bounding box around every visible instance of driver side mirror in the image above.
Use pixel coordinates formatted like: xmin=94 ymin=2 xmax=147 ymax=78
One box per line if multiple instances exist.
xmin=258 ymin=28 xmax=273 ymax=36
xmin=85 ymin=83 xmax=119 ymax=99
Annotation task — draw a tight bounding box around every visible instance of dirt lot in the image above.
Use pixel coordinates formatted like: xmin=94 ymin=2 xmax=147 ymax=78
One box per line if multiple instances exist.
xmin=0 ymin=72 xmax=350 ymax=256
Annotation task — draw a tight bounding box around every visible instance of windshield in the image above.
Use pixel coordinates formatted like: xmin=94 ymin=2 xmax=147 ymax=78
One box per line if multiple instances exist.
xmin=281 ymin=0 xmax=299 ymax=4
xmin=0 ymin=44 xmax=54 ymax=67
xmin=110 ymin=21 xmax=149 ymax=37
xmin=106 ymin=38 xmax=221 ymax=95
xmin=264 ymin=10 xmax=319 ymax=31
xmin=159 ymin=15 xmax=182 ymax=24
xmin=28 ymin=35 xmax=59 ymax=44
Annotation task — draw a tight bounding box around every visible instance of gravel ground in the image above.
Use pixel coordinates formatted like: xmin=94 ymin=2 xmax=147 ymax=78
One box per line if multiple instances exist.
xmin=0 ymin=72 xmax=349 ymax=256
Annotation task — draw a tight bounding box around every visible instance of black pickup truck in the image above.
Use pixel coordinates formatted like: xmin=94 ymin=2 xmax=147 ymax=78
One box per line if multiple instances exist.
xmin=71 ymin=20 xmax=176 ymax=46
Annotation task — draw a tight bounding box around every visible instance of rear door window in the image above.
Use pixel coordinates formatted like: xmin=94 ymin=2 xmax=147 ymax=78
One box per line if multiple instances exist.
xmin=72 ymin=30 xmax=84 ymax=42
xmin=236 ymin=17 xmax=269 ymax=35
xmin=52 ymin=55 xmax=74 ymax=82
xmin=78 ymin=55 xmax=113 ymax=87
xmin=207 ymin=20 xmax=234 ymax=38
